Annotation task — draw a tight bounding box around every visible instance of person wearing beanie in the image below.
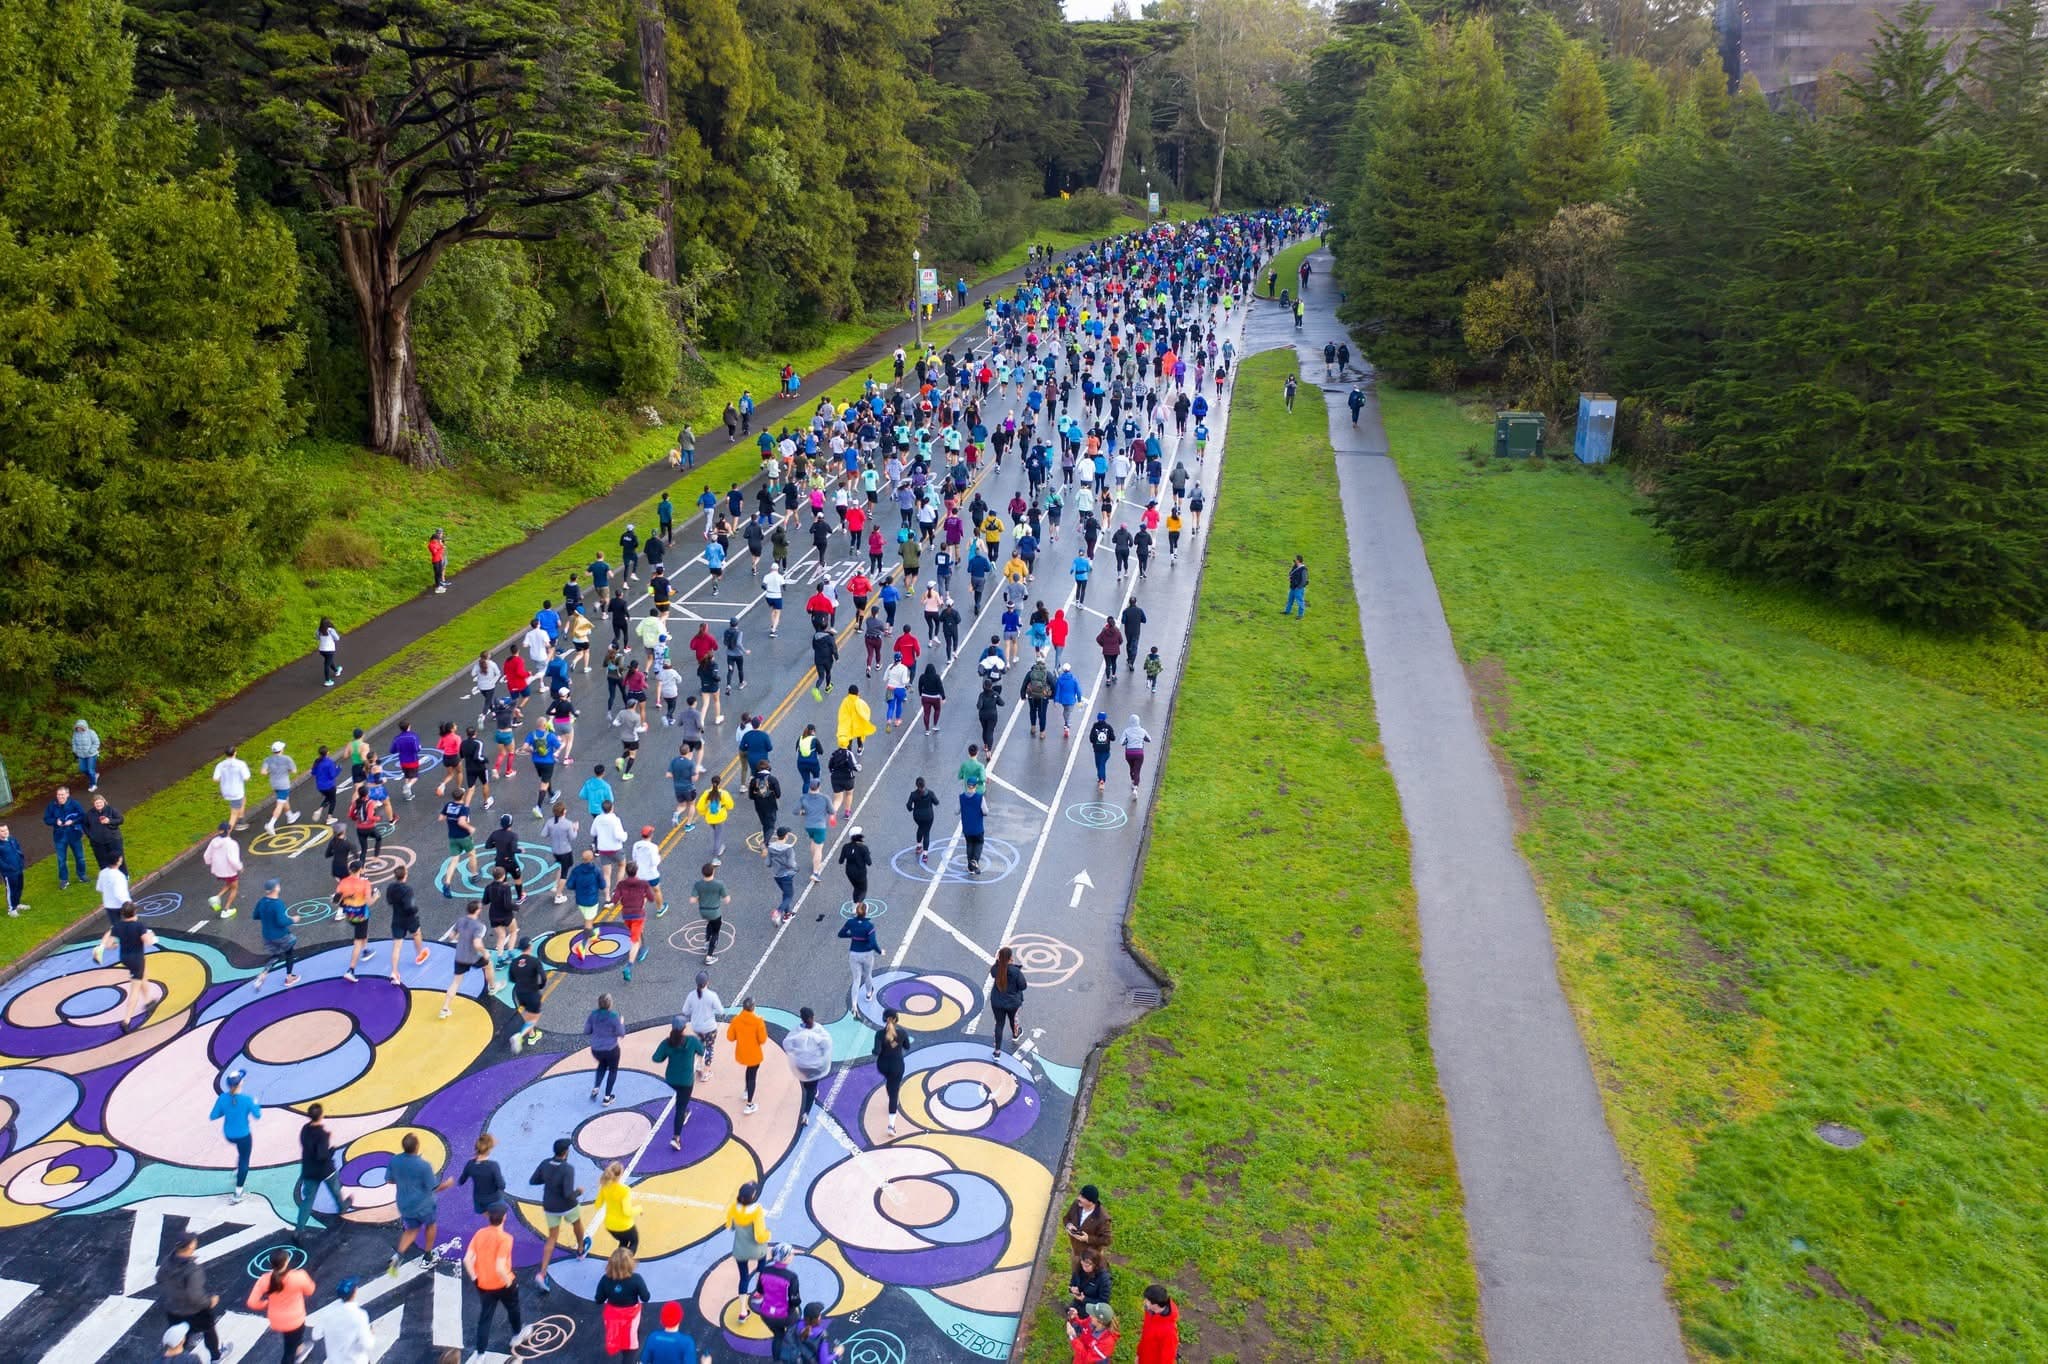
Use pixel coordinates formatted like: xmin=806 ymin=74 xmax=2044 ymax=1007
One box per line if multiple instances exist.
xmin=643 ymin=1300 xmax=699 ymax=1364
xmin=323 ymin=1275 xmax=378 ymax=1363
xmin=1061 ymin=1184 xmax=1112 ymax=1271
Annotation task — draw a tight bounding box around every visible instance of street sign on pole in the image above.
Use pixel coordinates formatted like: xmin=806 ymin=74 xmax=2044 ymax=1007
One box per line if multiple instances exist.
xmin=918 ymin=268 xmax=939 ymax=307
xmin=1147 ymin=191 xmax=1160 ymax=217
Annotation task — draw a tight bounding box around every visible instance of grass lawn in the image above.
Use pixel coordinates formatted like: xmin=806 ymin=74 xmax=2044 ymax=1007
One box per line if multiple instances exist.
xmin=1268 ymin=239 xmax=1319 ymax=296
xmin=1379 ymin=389 xmax=2048 ymax=1362
xmin=1019 ymin=351 xmax=1482 ymax=1363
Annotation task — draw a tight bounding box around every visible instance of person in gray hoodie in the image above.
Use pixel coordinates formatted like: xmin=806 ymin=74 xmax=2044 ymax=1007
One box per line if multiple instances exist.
xmin=156 ymin=1232 xmax=222 ymax=1359
xmin=783 ymin=1006 xmax=834 ymax=1127
xmin=71 ymin=719 xmax=101 ymax=792
xmin=766 ymin=826 xmax=798 ymax=924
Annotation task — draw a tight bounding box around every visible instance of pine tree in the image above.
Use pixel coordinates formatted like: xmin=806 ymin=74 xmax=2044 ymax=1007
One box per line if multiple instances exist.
xmin=1338 ymin=20 xmax=1507 ymax=383
xmin=1646 ymin=2 xmax=2048 ymax=626
xmin=1967 ymin=0 xmax=2048 ymax=179
xmin=1519 ymin=43 xmax=1613 ymax=226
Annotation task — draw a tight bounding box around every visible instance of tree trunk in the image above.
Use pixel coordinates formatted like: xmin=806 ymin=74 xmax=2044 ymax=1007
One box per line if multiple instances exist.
xmin=1208 ymin=108 xmax=1229 ymax=213
xmin=360 ymin=296 xmax=444 ymax=471
xmin=337 ymin=223 xmax=444 ymax=469
xmin=637 ymin=0 xmax=676 ymax=287
xmin=1097 ymin=57 xmax=1136 ymax=196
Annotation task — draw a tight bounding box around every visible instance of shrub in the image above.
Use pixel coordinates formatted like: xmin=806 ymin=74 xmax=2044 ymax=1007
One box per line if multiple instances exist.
xmin=468 ymin=390 xmax=626 ymax=493
xmin=1051 ymin=189 xmax=1119 ymax=234
xmin=293 ymin=523 xmax=385 ymax=573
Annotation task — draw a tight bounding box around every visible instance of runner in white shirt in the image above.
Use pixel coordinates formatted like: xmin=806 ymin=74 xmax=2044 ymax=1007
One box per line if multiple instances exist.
xmin=211 ymin=747 xmax=251 ymax=830
xmin=680 ymin=973 xmax=725 ymax=1076
xmin=95 ymin=858 xmax=130 ymax=923
xmin=629 ymin=829 xmax=665 ymax=915
xmin=522 ymin=622 xmax=552 ymax=669
xmin=591 ymin=804 xmax=628 ymax=901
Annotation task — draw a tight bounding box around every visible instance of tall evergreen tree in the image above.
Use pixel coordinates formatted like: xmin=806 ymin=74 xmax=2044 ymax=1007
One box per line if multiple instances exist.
xmin=1645 ymin=3 xmax=2048 ymax=625
xmin=0 ymin=0 xmax=305 ymax=706
xmin=1966 ymin=0 xmax=2048 ymax=179
xmin=1519 ymin=43 xmax=1612 ymax=225
xmin=1338 ymin=20 xmax=1507 ymax=382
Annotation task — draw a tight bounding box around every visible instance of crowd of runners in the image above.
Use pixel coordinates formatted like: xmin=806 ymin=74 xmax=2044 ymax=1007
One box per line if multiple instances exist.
xmin=43 ymin=202 xmax=1326 ymax=1364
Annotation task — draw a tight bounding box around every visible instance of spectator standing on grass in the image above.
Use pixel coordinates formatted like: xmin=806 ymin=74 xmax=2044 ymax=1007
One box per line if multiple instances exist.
xmin=44 ymin=785 xmax=88 ymax=890
xmin=1061 ymin=1184 xmax=1113 ymax=1272
xmin=1283 ymin=373 xmax=1298 ymax=412
xmin=429 ymin=528 xmax=450 ymax=592
xmin=1066 ymin=1302 xmax=1121 ymax=1362
xmin=0 ymin=823 xmax=26 ymax=917
xmin=1137 ymin=1285 xmax=1181 ymax=1364
xmin=1068 ymin=1251 xmax=1111 ymax=1314
xmin=1285 ymin=555 xmax=1307 ymax=618
xmin=71 ymin=718 xmax=101 ymax=791
xmin=84 ymin=792 xmax=124 ymax=870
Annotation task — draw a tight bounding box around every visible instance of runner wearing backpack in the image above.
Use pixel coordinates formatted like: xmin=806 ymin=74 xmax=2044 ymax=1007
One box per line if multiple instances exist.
xmin=750 ymin=1244 xmax=801 ymax=1353
xmin=1020 ymin=656 xmax=1054 ymax=739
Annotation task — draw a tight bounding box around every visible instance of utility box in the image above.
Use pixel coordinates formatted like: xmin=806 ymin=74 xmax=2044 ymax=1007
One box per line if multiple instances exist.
xmin=1494 ymin=411 xmax=1546 ymax=458
xmin=1576 ymin=393 xmax=1617 ymax=464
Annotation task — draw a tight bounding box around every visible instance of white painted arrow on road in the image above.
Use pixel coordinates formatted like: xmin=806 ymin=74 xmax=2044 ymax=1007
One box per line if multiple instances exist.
xmin=1069 ymin=869 xmax=1094 ymax=908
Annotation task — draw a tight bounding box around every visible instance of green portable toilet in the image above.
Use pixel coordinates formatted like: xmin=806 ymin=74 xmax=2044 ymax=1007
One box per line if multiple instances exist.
xmin=1493 ymin=411 xmax=1546 ymax=458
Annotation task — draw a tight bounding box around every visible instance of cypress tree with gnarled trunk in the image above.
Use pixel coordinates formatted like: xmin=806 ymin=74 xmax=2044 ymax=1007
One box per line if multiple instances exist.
xmin=128 ymin=0 xmax=649 ymax=469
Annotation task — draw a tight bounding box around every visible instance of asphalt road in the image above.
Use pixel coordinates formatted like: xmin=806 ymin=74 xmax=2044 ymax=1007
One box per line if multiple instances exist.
xmin=0 ymin=289 xmax=1267 ymax=1362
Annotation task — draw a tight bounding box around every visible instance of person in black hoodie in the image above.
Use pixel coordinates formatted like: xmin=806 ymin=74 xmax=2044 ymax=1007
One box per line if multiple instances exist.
xmin=837 ymin=830 xmax=872 ymax=914
xmin=157 ymin=1233 xmax=222 ymax=1360
xmin=292 ymin=1104 xmax=351 ymax=1243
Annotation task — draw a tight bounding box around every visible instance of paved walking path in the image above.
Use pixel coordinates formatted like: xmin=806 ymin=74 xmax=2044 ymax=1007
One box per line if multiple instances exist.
xmin=1248 ymin=255 xmax=1687 ymax=1364
xmin=66 ymin=258 xmax=1057 ymax=822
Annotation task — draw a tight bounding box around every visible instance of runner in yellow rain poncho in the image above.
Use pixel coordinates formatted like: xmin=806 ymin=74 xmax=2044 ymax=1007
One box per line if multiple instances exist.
xmin=837 ymin=689 xmax=877 ymax=757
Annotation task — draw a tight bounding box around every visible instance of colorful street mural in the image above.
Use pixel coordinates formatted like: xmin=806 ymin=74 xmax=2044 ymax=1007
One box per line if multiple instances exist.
xmin=0 ymin=936 xmax=1080 ymax=1359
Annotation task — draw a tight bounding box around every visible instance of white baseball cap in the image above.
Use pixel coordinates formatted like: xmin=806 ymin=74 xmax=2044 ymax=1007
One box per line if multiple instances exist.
xmin=271 ymin=741 xmax=286 ymax=753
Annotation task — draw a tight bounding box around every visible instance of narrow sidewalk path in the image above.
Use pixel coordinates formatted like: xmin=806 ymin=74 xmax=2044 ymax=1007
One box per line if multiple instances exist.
xmin=73 ymin=257 xmax=1047 ymax=815
xmin=1267 ymin=255 xmax=1687 ymax=1364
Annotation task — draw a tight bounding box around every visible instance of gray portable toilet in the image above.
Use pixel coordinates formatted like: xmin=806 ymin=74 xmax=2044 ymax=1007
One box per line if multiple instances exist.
xmin=1575 ymin=393 xmax=1617 ymax=464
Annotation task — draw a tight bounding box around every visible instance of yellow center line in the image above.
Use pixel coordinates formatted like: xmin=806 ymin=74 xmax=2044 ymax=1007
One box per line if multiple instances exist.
xmin=653 ymin=448 xmax=1015 ymax=860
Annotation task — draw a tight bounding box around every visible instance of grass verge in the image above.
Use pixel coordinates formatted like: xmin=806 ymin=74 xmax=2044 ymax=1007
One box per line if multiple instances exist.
xmin=1379 ymin=389 xmax=2048 ymax=1362
xmin=1268 ymin=238 xmax=1319 ymax=297
xmin=1019 ymin=351 xmax=1482 ymax=1362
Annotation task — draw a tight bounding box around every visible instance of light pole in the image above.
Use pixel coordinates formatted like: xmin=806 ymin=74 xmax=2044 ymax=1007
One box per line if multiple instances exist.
xmin=912 ymin=248 xmax=923 ymax=353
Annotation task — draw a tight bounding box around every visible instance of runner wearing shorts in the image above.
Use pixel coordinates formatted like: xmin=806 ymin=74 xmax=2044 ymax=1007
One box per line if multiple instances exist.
xmin=387 ymin=864 xmax=426 ymax=985
xmin=507 ymin=938 xmax=546 ymax=1052
xmin=335 ymin=862 xmax=374 ymax=981
xmin=439 ymin=902 xmax=494 ymax=1018
xmin=526 ymin=725 xmax=560 ymax=816
xmin=92 ymin=902 xmax=157 ymax=1032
